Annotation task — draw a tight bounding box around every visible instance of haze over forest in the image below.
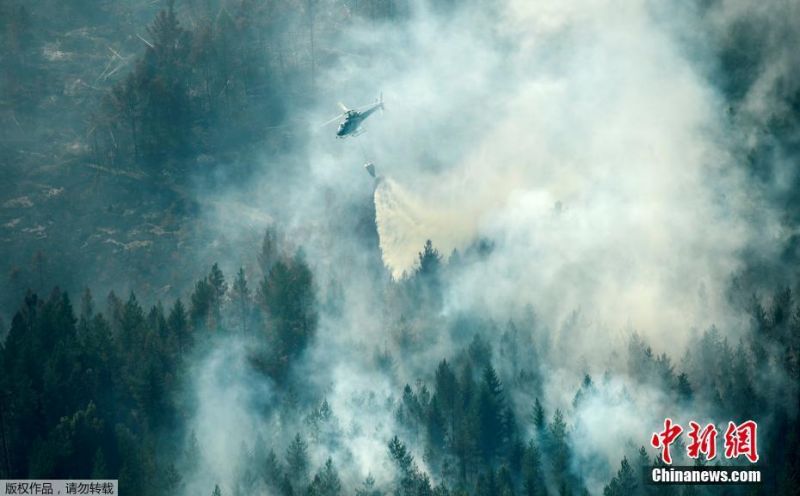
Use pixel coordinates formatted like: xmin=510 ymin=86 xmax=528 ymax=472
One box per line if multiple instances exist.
xmin=1 ymin=0 xmax=799 ymax=495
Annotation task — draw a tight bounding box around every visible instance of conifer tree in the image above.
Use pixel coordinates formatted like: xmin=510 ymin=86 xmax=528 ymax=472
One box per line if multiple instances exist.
xmin=231 ymin=267 xmax=250 ymax=333
xmin=285 ymin=434 xmax=309 ymax=485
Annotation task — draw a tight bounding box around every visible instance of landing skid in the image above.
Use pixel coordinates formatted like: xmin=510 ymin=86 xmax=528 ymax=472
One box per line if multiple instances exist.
xmin=335 ymin=129 xmax=366 ymax=139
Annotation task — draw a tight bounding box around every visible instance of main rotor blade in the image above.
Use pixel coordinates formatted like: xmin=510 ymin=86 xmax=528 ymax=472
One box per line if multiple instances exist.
xmin=320 ymin=114 xmax=344 ymax=128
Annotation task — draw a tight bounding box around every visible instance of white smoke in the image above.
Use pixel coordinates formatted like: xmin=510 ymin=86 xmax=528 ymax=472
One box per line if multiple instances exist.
xmin=364 ymin=0 xmax=781 ymax=351
xmin=186 ymin=0 xmax=795 ymax=492
xmin=374 ymin=177 xmax=477 ymax=278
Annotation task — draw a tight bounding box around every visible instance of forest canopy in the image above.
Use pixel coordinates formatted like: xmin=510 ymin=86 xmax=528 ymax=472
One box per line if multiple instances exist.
xmin=2 ymin=0 xmax=800 ymax=495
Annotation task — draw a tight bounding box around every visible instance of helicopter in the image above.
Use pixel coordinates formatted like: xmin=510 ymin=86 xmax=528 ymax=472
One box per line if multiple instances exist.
xmin=322 ymin=94 xmax=384 ymax=138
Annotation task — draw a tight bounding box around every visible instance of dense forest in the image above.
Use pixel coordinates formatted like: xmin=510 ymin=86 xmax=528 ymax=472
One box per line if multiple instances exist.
xmin=2 ymin=234 xmax=799 ymax=495
xmin=2 ymin=0 xmax=800 ymax=495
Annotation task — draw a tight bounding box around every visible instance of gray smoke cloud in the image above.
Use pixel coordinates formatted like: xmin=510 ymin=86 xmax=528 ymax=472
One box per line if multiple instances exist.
xmin=359 ymin=0 xmax=780 ymax=350
xmin=181 ymin=0 xmax=796 ymax=493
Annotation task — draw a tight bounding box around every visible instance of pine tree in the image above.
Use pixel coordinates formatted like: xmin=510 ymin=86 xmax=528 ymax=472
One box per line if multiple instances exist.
xmin=106 ymin=291 xmax=123 ymax=331
xmin=635 ymin=447 xmax=652 ymax=496
xmin=477 ymin=365 xmax=505 ymax=462
xmin=168 ymin=298 xmax=189 ymax=355
xmin=207 ymin=263 xmax=227 ymax=329
xmin=280 ymin=473 xmax=294 ymax=496
xmin=139 ymin=0 xmax=192 ymax=161
xmin=531 ymin=398 xmax=545 ymax=431
xmin=119 ymin=292 xmax=146 ymax=353
xmin=309 ymin=458 xmax=341 ymax=496
xmin=603 ymin=457 xmax=637 ymax=496
xmin=263 ymin=448 xmax=284 ymax=490
xmin=522 ymin=441 xmax=545 ymax=496
xmin=468 ymin=334 xmax=492 ymax=369
xmin=411 ymin=240 xmax=443 ymax=310
xmin=231 ymin=267 xmax=250 ymax=333
xmin=548 ymin=409 xmax=570 ymax=489
xmin=426 ymin=397 xmax=447 ymax=452
xmin=107 ymin=74 xmax=142 ymax=161
xmin=209 ymin=264 xmax=227 ymax=303
xmin=161 ymin=463 xmax=182 ymax=495
xmin=190 ymin=277 xmax=212 ymax=329
xmin=417 ymin=240 xmax=442 ymax=276
xmin=258 ymin=228 xmax=281 ymax=276
xmin=285 ymin=434 xmax=309 ymax=485
xmin=434 ymin=359 xmax=459 ymax=435
xmin=80 ymin=288 xmax=94 ymax=321
xmin=500 ymin=320 xmax=521 ymax=376
xmin=355 ymin=474 xmax=381 ymax=496
xmin=388 ymin=436 xmax=414 ymax=475
xmin=675 ymin=372 xmax=693 ymax=403
xmin=388 ymin=435 xmax=424 ymax=496
xmin=258 ymin=252 xmax=318 ymax=379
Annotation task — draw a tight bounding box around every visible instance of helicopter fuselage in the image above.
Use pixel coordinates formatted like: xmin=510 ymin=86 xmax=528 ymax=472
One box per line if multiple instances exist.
xmin=336 ymin=102 xmax=382 ymax=138
xmin=336 ymin=114 xmax=361 ymax=137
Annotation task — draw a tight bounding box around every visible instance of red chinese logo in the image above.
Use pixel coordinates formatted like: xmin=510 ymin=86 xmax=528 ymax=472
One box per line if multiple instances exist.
xmin=650 ymin=418 xmax=683 ymax=464
xmin=651 ymin=419 xmax=758 ymax=464
xmin=724 ymin=420 xmax=759 ymax=463
xmin=686 ymin=421 xmax=717 ymax=460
